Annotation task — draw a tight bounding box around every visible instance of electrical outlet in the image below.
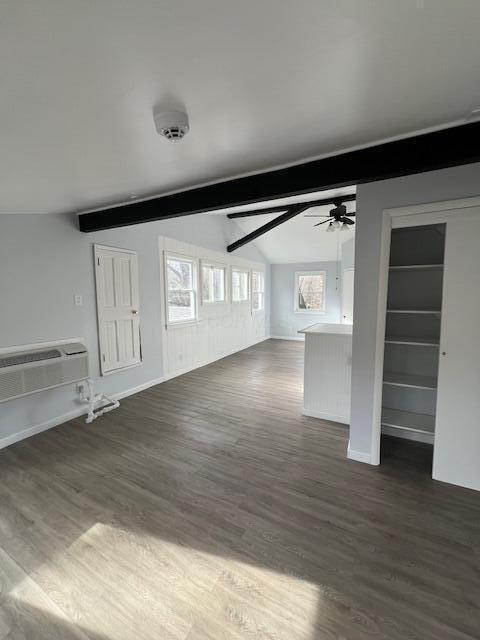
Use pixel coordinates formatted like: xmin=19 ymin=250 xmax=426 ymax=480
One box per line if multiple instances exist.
xmin=74 ymin=294 xmax=83 ymax=306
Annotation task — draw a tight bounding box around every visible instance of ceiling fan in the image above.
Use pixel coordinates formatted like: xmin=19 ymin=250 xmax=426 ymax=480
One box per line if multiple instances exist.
xmin=304 ymin=199 xmax=356 ymax=231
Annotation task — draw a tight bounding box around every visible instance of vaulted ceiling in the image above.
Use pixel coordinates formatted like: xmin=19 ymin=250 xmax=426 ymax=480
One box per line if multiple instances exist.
xmin=226 ymin=188 xmax=357 ymax=263
xmin=2 ymin=0 xmax=480 ymax=214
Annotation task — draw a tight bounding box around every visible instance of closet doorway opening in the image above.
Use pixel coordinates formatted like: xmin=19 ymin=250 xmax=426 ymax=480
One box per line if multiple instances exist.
xmin=372 ymin=197 xmax=480 ymax=491
xmin=380 ymin=224 xmax=445 ymax=474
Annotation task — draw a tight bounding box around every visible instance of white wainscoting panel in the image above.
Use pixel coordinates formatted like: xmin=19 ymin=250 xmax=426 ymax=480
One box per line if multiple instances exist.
xmin=159 ymin=237 xmax=266 ymax=379
xmin=303 ymin=332 xmax=352 ymax=423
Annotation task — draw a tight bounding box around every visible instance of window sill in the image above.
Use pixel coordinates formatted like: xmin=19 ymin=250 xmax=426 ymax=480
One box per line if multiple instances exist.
xmin=101 ymin=361 xmax=143 ymax=376
xmin=294 ymin=310 xmax=326 ymax=315
xmin=166 ymin=319 xmax=203 ymax=329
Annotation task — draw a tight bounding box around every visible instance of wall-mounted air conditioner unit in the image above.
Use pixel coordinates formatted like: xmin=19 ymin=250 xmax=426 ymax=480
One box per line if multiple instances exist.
xmin=0 ymin=343 xmax=88 ymax=403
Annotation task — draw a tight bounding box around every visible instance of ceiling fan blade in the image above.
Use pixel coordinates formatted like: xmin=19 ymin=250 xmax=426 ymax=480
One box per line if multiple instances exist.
xmin=314 ymin=219 xmax=331 ymax=227
xmin=340 ymin=217 xmax=355 ymax=224
xmin=303 ymin=215 xmax=331 ymax=218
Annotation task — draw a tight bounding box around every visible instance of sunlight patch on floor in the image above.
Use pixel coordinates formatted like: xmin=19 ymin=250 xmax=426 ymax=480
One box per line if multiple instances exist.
xmin=10 ymin=522 xmax=321 ymax=640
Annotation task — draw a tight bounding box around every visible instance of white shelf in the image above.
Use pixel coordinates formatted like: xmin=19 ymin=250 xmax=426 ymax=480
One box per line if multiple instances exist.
xmin=389 ymin=264 xmax=443 ymax=271
xmin=381 ymin=407 xmax=435 ymax=434
xmin=387 ymin=309 xmax=441 ymax=315
xmin=385 ymin=335 xmax=439 ymax=346
xmin=383 ymin=372 xmax=437 ymax=390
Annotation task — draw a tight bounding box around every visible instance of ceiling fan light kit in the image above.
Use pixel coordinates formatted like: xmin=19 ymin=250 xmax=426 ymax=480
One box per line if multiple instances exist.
xmin=307 ymin=198 xmax=356 ymax=231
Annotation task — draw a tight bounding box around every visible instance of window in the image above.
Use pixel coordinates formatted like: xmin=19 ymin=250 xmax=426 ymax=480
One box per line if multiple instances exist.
xmin=294 ymin=271 xmax=326 ymax=313
xmin=165 ymin=255 xmax=197 ymax=324
xmin=252 ymin=271 xmax=265 ymax=311
xmin=231 ymin=268 xmax=250 ymax=302
xmin=202 ymin=263 xmax=226 ymax=303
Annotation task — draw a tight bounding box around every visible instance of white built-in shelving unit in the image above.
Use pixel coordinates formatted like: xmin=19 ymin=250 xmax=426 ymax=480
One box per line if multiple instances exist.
xmin=381 ymin=224 xmax=445 ymax=444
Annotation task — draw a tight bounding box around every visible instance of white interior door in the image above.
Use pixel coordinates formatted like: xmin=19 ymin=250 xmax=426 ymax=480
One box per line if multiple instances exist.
xmin=95 ymin=245 xmax=141 ymax=375
xmin=433 ymin=215 xmax=480 ymax=491
xmin=341 ymin=268 xmax=354 ymax=324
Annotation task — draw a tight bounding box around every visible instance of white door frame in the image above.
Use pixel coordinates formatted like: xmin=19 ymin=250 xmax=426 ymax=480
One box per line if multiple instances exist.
xmin=370 ymin=195 xmax=480 ymax=466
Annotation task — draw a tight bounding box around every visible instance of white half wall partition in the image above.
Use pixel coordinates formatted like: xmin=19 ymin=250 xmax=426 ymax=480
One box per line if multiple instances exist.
xmin=301 ymin=323 xmax=353 ymax=423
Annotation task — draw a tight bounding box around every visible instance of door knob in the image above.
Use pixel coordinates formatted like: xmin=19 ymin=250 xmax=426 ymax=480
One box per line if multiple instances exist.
xmin=132 ymin=309 xmax=138 ymax=315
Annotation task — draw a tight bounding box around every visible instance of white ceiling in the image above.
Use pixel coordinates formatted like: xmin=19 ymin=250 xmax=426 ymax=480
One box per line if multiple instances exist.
xmin=2 ymin=1 xmax=480 ymax=214
xmin=231 ymin=188 xmax=356 ymax=263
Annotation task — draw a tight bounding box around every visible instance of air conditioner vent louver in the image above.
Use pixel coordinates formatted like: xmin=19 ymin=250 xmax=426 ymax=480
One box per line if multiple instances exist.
xmin=0 ymin=349 xmax=61 ymax=369
xmin=0 ymin=343 xmax=88 ymax=402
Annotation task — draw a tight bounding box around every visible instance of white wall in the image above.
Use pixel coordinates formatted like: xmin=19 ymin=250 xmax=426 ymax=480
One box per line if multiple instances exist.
xmin=350 ymin=162 xmax=480 ymax=461
xmin=270 ymin=261 xmax=342 ymax=338
xmin=0 ymin=213 xmax=269 ymax=446
xmin=340 ymin=237 xmax=355 ymax=323
xmin=160 ymin=235 xmax=266 ymax=378
xmin=341 ymin=237 xmax=355 ymax=271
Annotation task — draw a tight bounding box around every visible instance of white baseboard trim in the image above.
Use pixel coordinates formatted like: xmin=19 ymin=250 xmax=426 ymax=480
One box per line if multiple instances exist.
xmin=0 ymin=378 xmax=168 ymax=451
xmin=347 ymin=441 xmax=372 ymax=464
xmin=113 ymin=376 xmax=165 ymax=400
xmin=381 ymin=425 xmax=434 ymax=445
xmin=0 ymin=335 xmax=269 ymax=451
xmin=0 ymin=406 xmax=88 ymax=450
xmin=270 ymin=335 xmax=305 ymax=342
xmin=302 ymin=408 xmax=349 ymax=424
xmin=162 ymin=335 xmax=269 ymax=382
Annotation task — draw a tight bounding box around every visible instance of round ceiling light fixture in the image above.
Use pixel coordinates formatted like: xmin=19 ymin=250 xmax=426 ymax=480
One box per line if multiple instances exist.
xmin=153 ymin=108 xmax=190 ymax=142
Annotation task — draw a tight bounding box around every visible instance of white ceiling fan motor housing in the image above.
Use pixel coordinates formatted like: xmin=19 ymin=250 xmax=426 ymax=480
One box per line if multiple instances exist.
xmin=153 ymin=109 xmax=190 ymax=141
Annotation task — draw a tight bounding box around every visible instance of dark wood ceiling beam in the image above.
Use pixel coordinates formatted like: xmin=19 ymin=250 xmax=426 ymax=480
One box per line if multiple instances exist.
xmin=226 ymin=193 xmax=356 ymax=219
xmin=227 ymin=204 xmax=309 ymax=252
xmin=78 ymin=122 xmax=480 ymax=232
xmin=227 ymin=207 xmax=288 ymax=219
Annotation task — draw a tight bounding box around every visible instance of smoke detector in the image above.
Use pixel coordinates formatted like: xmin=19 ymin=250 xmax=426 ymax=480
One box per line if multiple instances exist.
xmin=153 ymin=108 xmax=189 ymax=141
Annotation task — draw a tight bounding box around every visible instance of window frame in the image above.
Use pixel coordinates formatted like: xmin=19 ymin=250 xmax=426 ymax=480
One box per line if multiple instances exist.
xmin=231 ymin=266 xmax=251 ymax=303
xmin=200 ymin=260 xmax=227 ymax=305
xmin=251 ymin=270 xmax=265 ymax=312
xmin=294 ymin=270 xmax=327 ymax=314
xmin=164 ymin=251 xmax=199 ymax=326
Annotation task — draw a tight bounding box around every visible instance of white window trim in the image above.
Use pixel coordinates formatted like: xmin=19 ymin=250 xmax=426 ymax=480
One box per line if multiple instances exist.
xmin=164 ymin=251 xmax=199 ymax=327
xmin=294 ymin=270 xmax=327 ymax=314
xmin=231 ymin=266 xmax=251 ymax=303
xmin=200 ymin=260 xmax=228 ymax=305
xmin=251 ymin=270 xmax=265 ymax=313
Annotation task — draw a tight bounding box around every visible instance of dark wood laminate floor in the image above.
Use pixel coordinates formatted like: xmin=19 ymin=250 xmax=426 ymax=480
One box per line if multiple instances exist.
xmin=0 ymin=339 xmax=479 ymax=639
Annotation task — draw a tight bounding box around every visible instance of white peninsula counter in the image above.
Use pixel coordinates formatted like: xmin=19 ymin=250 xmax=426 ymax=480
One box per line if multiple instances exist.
xmin=299 ymin=323 xmax=353 ymax=424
